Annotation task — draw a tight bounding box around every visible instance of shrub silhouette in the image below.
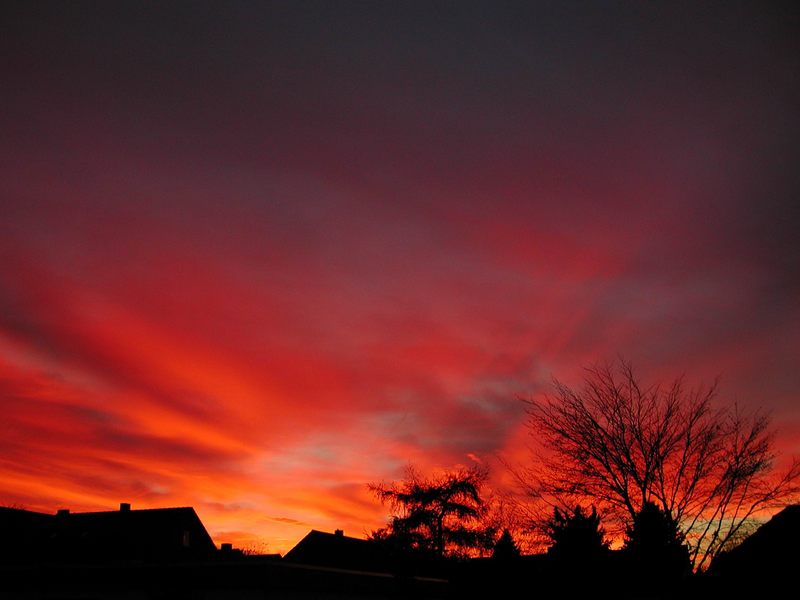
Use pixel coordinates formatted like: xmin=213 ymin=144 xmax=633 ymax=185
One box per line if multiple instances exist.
xmin=545 ymin=505 xmax=608 ymax=562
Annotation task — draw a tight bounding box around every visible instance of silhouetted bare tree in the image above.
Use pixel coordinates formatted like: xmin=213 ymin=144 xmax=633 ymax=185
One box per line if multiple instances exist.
xmin=369 ymin=465 xmax=494 ymax=558
xmin=518 ymin=359 xmax=800 ymax=570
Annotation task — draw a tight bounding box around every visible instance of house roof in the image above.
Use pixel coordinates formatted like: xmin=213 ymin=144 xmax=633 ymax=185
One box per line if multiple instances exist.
xmin=59 ymin=506 xmax=216 ymax=558
xmin=284 ymin=530 xmax=391 ymax=573
xmin=0 ymin=504 xmax=217 ymax=564
xmin=0 ymin=506 xmax=54 ymax=557
xmin=283 ymin=529 xmax=452 ymax=578
xmin=710 ymin=505 xmax=800 ymax=578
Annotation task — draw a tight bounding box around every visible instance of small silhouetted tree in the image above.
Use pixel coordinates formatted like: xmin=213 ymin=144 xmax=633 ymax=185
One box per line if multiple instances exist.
xmin=492 ymin=529 xmax=520 ymax=560
xmin=545 ymin=505 xmax=608 ymax=561
xmin=518 ymin=359 xmax=800 ymax=569
xmin=370 ymin=465 xmax=493 ymax=558
xmin=624 ymin=502 xmax=691 ymax=581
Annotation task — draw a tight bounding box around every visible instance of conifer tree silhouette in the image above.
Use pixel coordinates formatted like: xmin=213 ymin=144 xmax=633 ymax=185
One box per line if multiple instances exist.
xmin=492 ymin=529 xmax=520 ymax=561
xmin=624 ymin=501 xmax=691 ymax=581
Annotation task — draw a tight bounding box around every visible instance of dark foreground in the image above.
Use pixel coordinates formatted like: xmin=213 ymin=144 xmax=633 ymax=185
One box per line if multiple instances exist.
xmin=0 ymin=557 xmax=786 ymax=600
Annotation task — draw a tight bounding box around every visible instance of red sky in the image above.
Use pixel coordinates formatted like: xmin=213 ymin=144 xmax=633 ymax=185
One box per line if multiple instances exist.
xmin=1 ymin=2 xmax=798 ymax=554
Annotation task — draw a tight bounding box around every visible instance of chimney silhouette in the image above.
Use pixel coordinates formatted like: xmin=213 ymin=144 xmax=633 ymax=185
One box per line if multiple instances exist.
xmin=56 ymin=509 xmax=70 ymax=516
xmin=120 ymin=502 xmax=131 ymax=512
xmin=334 ymin=529 xmax=344 ymax=537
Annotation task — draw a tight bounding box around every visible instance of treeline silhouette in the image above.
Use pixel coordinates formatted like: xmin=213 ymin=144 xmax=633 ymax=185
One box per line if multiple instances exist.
xmin=1 ymin=498 xmax=798 ymax=598
xmin=366 ymin=469 xmax=694 ymax=599
xmin=360 ymin=360 xmax=800 ymax=598
xmin=2 ymin=360 xmax=798 ymax=598
xmin=366 ymin=361 xmax=799 ymax=573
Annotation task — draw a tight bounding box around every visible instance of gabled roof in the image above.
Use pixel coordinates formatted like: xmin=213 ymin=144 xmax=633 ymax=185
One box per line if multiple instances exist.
xmin=284 ymin=530 xmax=391 ymax=573
xmin=55 ymin=506 xmax=217 ymax=560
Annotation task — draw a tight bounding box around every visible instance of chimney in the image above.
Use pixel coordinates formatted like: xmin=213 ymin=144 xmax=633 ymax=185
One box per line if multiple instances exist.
xmin=56 ymin=509 xmax=70 ymax=516
xmin=119 ymin=502 xmax=131 ymax=512
xmin=334 ymin=529 xmax=344 ymax=537
xmin=221 ymin=543 xmax=233 ymax=553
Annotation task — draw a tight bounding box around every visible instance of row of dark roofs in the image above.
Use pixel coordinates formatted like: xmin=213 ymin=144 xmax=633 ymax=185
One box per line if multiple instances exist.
xmin=0 ymin=502 xmax=369 ymax=567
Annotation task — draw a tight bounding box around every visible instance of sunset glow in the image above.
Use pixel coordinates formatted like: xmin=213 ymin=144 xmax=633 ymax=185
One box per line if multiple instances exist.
xmin=1 ymin=3 xmax=798 ymax=554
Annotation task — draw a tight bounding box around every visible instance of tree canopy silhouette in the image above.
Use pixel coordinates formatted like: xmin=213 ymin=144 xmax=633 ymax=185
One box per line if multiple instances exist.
xmin=369 ymin=465 xmax=494 ymax=558
xmin=518 ymin=359 xmax=800 ymax=569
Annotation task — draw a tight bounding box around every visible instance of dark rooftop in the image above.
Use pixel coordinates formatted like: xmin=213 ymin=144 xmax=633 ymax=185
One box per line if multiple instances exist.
xmin=0 ymin=503 xmax=217 ymax=564
xmin=710 ymin=505 xmax=800 ymax=579
xmin=283 ymin=529 xmax=389 ymax=572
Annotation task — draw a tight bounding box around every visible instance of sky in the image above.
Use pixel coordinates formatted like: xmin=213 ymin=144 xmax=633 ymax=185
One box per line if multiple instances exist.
xmin=0 ymin=1 xmax=798 ymax=554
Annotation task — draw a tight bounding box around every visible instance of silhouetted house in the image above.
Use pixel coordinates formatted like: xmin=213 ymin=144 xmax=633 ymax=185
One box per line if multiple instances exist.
xmin=0 ymin=503 xmax=216 ymax=564
xmin=0 ymin=506 xmax=54 ymax=563
xmin=284 ymin=529 xmax=458 ymax=581
xmin=284 ymin=529 xmax=392 ymax=573
xmin=710 ymin=504 xmax=800 ymax=584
